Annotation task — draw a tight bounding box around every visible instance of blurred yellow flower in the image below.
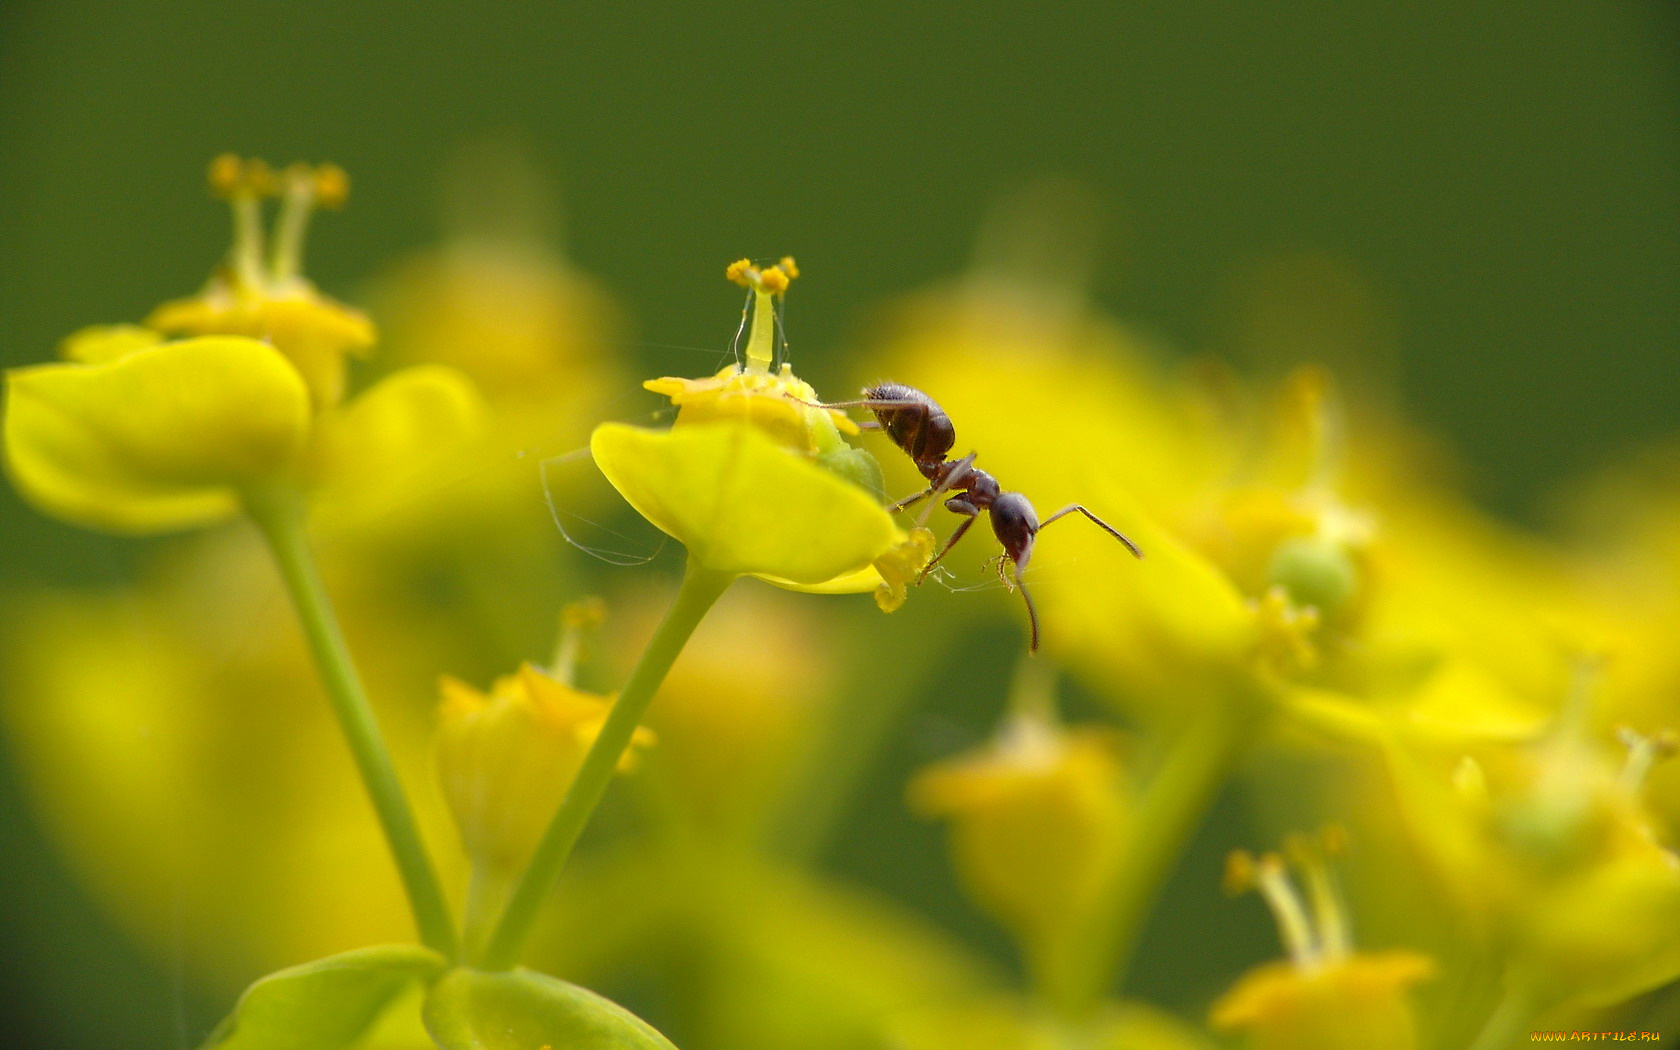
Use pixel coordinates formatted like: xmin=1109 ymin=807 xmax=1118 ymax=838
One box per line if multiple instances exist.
xmin=4 ymin=333 xmax=311 ymax=532
xmin=1383 ymin=671 xmax=1680 ymax=1009
xmin=1211 ymin=835 xmax=1434 ymax=1050
xmin=910 ymin=691 xmax=1131 ymax=1003
xmin=147 ymin=155 xmax=374 ymax=407
xmin=434 ymin=662 xmax=652 ymax=876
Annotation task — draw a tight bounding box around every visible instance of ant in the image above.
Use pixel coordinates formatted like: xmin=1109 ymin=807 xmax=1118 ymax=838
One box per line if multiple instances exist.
xmin=812 ymin=382 xmax=1143 ymax=652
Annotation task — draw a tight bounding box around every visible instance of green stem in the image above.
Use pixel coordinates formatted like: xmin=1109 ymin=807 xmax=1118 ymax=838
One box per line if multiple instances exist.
xmin=246 ymin=488 xmax=459 ymax=960
xmin=479 ymin=559 xmax=734 ymax=970
xmin=1468 ymin=979 xmax=1536 ymax=1050
xmin=460 ymin=864 xmax=510 ymax=964
xmin=1067 ymin=679 xmax=1266 ymax=1013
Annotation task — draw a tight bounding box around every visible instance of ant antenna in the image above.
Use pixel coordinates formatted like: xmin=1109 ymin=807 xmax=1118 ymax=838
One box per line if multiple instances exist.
xmin=1013 ymin=561 xmax=1042 ymax=653
xmin=1039 ymin=504 xmax=1144 ymax=560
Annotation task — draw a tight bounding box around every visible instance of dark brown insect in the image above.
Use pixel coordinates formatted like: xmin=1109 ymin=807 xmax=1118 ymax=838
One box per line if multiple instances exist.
xmin=818 ymin=382 xmax=1142 ymax=652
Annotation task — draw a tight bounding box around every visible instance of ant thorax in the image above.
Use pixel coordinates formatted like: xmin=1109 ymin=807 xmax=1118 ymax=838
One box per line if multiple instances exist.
xmin=941 ymin=462 xmax=999 ymax=508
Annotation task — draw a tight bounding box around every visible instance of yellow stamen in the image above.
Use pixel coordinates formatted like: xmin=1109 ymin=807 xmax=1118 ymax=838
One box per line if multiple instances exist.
xmin=214 ymin=157 xmax=271 ymax=290
xmin=550 ymin=597 xmax=607 ymax=687
xmin=1617 ymin=726 xmax=1679 ymax=795
xmin=207 ymin=153 xmax=245 ymax=198
xmin=313 ymin=163 xmax=350 ymax=209
xmin=1224 ymin=850 xmax=1258 ymax=896
xmin=726 ymin=258 xmax=755 ymax=288
xmin=778 ymin=255 xmax=800 ymax=279
xmin=270 ymin=164 xmax=313 ymax=282
xmin=1297 ymin=834 xmax=1352 ymax=960
xmin=758 ymin=266 xmax=790 ymax=294
xmin=1254 ymin=853 xmax=1320 ymax=969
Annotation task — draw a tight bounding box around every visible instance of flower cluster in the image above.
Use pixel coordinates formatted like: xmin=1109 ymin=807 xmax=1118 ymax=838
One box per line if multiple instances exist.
xmin=5 ymin=160 xmax=1679 ymax=1050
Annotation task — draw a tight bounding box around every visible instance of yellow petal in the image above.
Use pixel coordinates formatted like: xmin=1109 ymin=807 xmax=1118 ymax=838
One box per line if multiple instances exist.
xmin=591 ymin=420 xmax=900 ymax=584
xmin=1210 ymin=952 xmax=1434 ymax=1050
xmin=759 ymin=564 xmax=884 ymax=595
xmin=148 ymin=286 xmax=375 ymax=407
xmin=4 ymin=336 xmax=311 ymax=533
xmin=756 ymin=527 xmax=935 ymax=607
xmin=308 ymin=364 xmax=485 ymax=504
xmin=58 ymin=324 xmax=164 ymax=365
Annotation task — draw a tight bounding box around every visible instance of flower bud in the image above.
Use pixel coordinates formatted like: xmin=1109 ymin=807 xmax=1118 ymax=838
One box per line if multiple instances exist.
xmin=433 ymin=664 xmax=652 ymax=875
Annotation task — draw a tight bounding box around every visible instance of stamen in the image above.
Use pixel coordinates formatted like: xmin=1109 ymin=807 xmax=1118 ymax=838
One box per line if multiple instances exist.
xmin=1292 ymin=829 xmax=1352 ymax=960
xmin=207 ymin=153 xmax=245 ymax=198
xmin=210 ymin=155 xmax=272 ymax=290
xmin=725 ymin=258 xmax=755 ymax=288
xmin=270 ymin=163 xmax=325 ymax=283
xmin=1253 ymin=852 xmax=1320 ymax=968
xmin=1223 ymin=849 xmax=1258 ymax=896
xmin=1289 ymin=366 xmax=1343 ymax=497
xmin=313 ymin=163 xmax=350 ymax=210
xmin=1617 ymin=726 xmax=1679 ymax=795
xmin=549 ymin=597 xmax=607 ymax=687
xmin=724 ymin=257 xmax=800 ymax=372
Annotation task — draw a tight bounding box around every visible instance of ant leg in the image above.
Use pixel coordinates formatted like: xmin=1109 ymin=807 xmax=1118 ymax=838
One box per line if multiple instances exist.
xmin=1011 ymin=559 xmax=1041 ymax=653
xmin=1039 ymin=504 xmax=1145 ymax=559
xmin=912 ymin=452 xmax=976 ymax=525
xmin=887 ymin=485 xmax=936 ymax=515
xmin=918 ymin=504 xmax=980 ymax=582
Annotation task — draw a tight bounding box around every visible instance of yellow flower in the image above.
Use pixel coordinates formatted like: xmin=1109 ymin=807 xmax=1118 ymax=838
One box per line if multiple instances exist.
xmin=4 ymin=158 xmax=491 ymax=538
xmin=1211 ymin=834 xmax=1434 ymax=1050
xmin=1211 ymin=954 xmax=1435 ymax=1050
xmin=1391 ymin=671 xmax=1680 ymax=1008
xmin=4 ymin=332 xmax=311 ymax=532
xmin=909 ymin=679 xmax=1131 ymax=1000
xmin=147 ymin=156 xmax=373 ymax=408
xmin=592 ymin=258 xmax=930 ymax=604
xmin=434 ymin=662 xmax=653 ymax=875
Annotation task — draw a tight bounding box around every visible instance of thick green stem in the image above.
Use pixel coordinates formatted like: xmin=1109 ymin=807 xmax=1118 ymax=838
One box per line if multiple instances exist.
xmin=479 ymin=559 xmax=734 ymax=970
xmin=1067 ymin=679 xmax=1266 ymax=1013
xmin=247 ymin=489 xmax=459 ymax=960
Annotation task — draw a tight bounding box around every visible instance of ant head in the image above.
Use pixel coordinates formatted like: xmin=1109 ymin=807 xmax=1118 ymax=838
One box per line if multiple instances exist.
xmin=990 ymin=492 xmax=1040 ymax=569
xmin=864 ymin=383 xmax=956 ymax=465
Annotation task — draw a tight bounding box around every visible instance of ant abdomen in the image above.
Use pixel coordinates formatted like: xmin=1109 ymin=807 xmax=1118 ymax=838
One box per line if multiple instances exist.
xmin=864 ymin=383 xmax=956 ymax=468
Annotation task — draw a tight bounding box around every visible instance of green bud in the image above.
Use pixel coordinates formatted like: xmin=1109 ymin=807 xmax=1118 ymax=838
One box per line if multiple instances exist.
xmin=1267 ymin=535 xmax=1358 ymax=621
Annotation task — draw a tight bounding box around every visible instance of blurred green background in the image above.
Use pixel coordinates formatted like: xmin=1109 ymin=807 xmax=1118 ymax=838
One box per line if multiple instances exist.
xmin=1 ymin=2 xmax=1676 ymax=1046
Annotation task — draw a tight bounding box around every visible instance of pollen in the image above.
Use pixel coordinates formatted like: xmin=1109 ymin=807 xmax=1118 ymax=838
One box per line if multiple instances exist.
xmin=207 ymin=154 xmax=276 ymax=199
xmin=207 ymin=154 xmax=244 ymax=197
xmin=313 ymin=163 xmax=350 ymax=209
xmin=1225 ymin=849 xmax=1259 ymax=895
xmin=724 ymin=257 xmax=799 ymax=294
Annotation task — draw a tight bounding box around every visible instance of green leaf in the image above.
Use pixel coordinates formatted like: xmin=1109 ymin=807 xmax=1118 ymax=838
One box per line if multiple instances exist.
xmin=201 ymin=944 xmax=447 ymax=1050
xmin=424 ymin=967 xmax=678 ymax=1049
